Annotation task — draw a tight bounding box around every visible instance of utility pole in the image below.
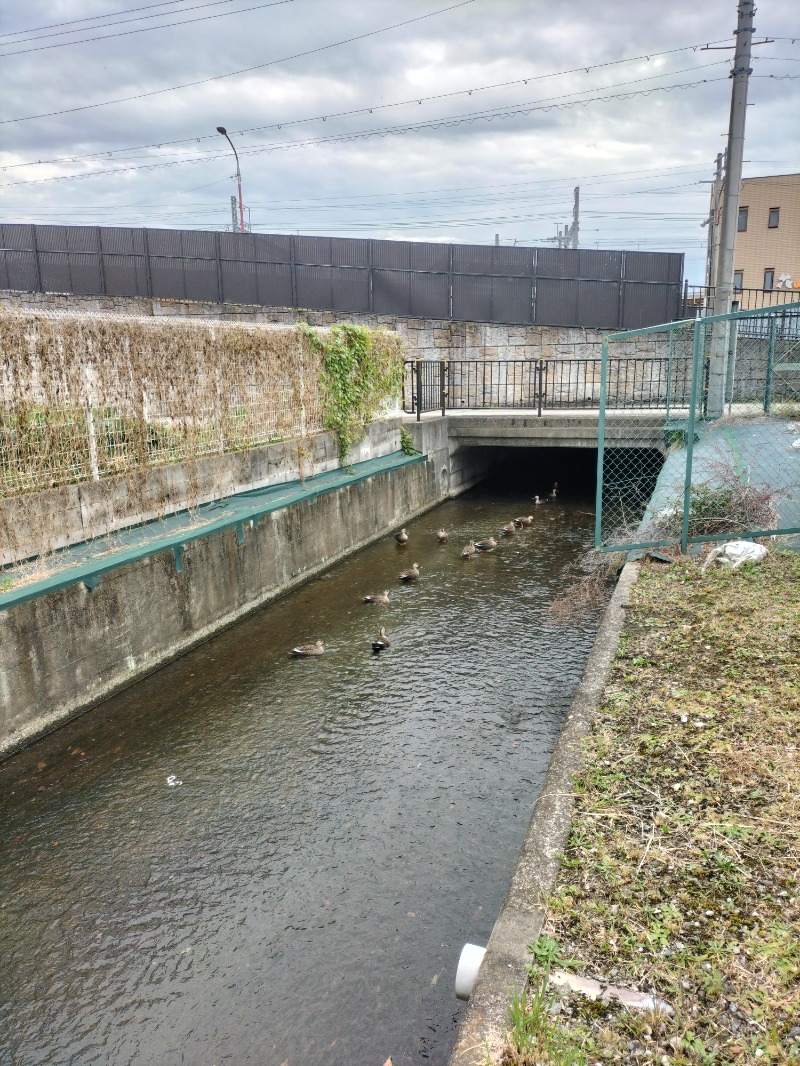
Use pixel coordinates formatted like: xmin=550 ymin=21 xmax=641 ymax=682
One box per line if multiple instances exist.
xmin=703 ymin=153 xmax=724 ymax=307
xmin=707 ymin=0 xmax=754 ymax=417
xmin=570 ymin=186 xmax=580 ymax=249
xmin=546 ymin=186 xmax=580 ymax=249
xmin=230 ymin=195 xmax=238 ymax=233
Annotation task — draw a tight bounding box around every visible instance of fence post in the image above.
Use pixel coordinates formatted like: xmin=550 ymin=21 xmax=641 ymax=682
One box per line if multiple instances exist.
xmin=143 ymin=228 xmax=154 ymax=300
xmin=593 ymin=338 xmax=609 ymax=548
xmin=763 ymin=315 xmax=777 ymax=412
xmin=537 ymin=357 xmax=544 ymax=417
xmin=415 ymin=359 xmax=422 ymax=422
xmin=681 ymin=317 xmax=705 ymax=554
xmin=440 ymin=359 xmax=447 ymax=417
xmin=83 ymin=365 xmax=100 ymax=482
xmin=31 ymin=224 xmax=43 ymax=293
xmin=665 ymin=330 xmax=674 ymax=421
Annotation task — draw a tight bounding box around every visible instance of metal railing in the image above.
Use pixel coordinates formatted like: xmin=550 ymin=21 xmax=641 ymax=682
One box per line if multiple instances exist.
xmin=681 ymin=283 xmax=800 ymax=318
xmin=402 ymin=356 xmax=694 ymax=417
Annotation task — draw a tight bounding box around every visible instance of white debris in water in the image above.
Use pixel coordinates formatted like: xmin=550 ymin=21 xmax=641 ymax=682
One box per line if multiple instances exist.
xmin=166 ymin=775 xmax=182 ymax=787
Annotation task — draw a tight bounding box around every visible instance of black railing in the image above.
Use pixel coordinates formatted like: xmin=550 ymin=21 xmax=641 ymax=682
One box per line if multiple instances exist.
xmin=403 ymin=357 xmax=694 ymax=417
xmin=681 ymin=284 xmax=800 ymax=318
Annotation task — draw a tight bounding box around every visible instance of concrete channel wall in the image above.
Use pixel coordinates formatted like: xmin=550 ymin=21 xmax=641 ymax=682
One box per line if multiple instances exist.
xmin=0 ymin=417 xmax=487 ymax=758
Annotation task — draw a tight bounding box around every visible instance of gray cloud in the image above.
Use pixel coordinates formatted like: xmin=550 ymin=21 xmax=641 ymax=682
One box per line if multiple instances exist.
xmin=1 ymin=0 xmax=798 ymax=282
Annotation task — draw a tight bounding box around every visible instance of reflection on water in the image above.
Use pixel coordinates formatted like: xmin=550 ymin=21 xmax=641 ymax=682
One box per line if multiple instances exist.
xmin=1 ymin=482 xmax=599 ymax=1066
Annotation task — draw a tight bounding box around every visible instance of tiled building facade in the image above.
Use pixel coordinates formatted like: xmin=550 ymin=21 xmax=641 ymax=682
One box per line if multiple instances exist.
xmin=713 ymin=173 xmax=800 ymax=303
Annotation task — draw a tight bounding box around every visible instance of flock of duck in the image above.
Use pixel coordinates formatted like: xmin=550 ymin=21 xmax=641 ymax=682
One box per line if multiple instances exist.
xmin=290 ymin=481 xmax=559 ymax=658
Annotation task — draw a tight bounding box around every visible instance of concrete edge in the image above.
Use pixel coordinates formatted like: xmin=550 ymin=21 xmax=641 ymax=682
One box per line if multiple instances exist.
xmin=0 ymin=473 xmax=446 ymax=762
xmin=448 ymin=559 xmax=641 ymax=1066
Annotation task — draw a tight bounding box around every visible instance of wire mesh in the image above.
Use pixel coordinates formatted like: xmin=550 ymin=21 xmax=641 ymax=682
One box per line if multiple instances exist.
xmin=595 ymin=302 xmax=800 ymax=552
xmin=0 ymin=310 xmax=333 ymax=500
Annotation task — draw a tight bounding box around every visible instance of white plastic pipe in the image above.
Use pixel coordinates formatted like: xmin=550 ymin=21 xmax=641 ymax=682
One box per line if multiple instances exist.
xmin=455 ymin=942 xmax=486 ymax=1000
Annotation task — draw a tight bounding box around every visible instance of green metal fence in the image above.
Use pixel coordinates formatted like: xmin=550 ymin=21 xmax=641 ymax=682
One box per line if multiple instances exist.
xmin=595 ymin=302 xmax=800 ymax=553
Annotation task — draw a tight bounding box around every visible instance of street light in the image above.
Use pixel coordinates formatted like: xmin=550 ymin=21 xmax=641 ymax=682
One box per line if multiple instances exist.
xmin=216 ymin=126 xmax=245 ymax=233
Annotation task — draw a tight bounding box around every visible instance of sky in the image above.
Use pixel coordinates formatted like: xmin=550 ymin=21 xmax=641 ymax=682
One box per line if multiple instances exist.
xmin=1 ymin=0 xmax=798 ymax=284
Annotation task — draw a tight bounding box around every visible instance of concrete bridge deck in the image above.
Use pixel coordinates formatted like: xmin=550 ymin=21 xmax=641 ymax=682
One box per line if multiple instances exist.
xmin=434 ymin=408 xmax=681 ymax=450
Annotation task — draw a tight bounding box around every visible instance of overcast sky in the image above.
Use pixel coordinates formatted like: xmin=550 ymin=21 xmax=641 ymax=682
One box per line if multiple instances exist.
xmin=1 ymin=0 xmax=798 ymax=283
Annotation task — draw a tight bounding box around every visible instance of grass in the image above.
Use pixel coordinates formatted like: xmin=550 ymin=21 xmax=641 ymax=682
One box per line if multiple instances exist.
xmin=501 ymin=551 xmax=800 ymax=1065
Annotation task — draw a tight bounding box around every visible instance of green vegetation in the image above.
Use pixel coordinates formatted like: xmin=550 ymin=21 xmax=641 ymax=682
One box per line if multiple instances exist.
xmin=300 ymin=322 xmax=404 ymax=464
xmin=502 ymin=553 xmax=800 ymax=1065
xmin=400 ymin=425 xmax=421 ymax=456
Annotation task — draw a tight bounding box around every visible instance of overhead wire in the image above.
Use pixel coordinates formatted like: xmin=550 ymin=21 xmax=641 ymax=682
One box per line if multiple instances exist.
xmin=0 ymin=0 xmax=203 ymax=37
xmin=1 ymin=51 xmax=740 ymax=169
xmin=0 ymin=0 xmax=477 ymax=124
xmin=0 ymin=77 xmax=731 ymax=190
xmin=0 ymin=0 xmax=296 ymax=57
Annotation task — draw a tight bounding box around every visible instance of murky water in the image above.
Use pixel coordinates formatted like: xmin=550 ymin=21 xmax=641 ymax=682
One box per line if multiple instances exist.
xmin=1 ymin=470 xmax=599 ymax=1066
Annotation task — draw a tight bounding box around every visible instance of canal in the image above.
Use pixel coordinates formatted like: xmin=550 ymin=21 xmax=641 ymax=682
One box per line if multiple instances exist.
xmin=1 ymin=457 xmax=600 ymax=1066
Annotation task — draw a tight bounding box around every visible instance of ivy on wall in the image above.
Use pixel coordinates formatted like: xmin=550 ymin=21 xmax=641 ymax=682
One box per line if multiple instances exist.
xmin=299 ymin=322 xmax=404 ymax=464
xmin=0 ymin=309 xmax=404 ymax=562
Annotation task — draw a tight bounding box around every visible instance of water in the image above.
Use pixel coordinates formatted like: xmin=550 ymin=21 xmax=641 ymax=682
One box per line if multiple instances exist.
xmin=1 ymin=478 xmax=599 ymax=1066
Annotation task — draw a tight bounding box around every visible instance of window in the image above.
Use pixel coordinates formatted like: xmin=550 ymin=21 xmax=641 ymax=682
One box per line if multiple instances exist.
xmin=764 ymin=268 xmax=775 ymax=291
xmin=768 ymin=207 xmax=780 ymax=229
xmin=738 ymin=206 xmax=748 ymax=231
xmin=733 ymin=270 xmax=744 ymax=292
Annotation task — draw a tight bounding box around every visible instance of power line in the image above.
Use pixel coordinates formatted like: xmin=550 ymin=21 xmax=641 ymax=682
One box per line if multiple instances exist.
xmin=0 ymin=0 xmax=196 ymax=38
xmin=1 ymin=0 xmax=477 ymax=124
xmin=0 ymin=78 xmax=729 ymax=190
xmin=0 ymin=0 xmax=296 ymax=57
xmin=2 ymin=52 xmax=735 ymax=170
xmin=0 ymin=48 xmax=734 ymax=168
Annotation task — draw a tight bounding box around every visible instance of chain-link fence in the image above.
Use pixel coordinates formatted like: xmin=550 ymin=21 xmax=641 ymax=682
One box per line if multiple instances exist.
xmin=595 ymin=302 xmax=800 ymax=553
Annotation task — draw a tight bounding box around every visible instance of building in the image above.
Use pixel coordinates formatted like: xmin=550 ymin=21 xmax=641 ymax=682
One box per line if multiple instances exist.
xmin=708 ymin=172 xmax=800 ymax=307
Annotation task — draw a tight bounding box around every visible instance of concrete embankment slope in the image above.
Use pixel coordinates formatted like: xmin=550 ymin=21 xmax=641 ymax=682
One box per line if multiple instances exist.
xmin=0 ymin=417 xmax=487 ymax=758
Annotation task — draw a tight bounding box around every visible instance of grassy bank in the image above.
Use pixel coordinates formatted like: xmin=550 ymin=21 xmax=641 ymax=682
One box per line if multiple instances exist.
xmin=502 ymin=552 xmax=800 ymax=1065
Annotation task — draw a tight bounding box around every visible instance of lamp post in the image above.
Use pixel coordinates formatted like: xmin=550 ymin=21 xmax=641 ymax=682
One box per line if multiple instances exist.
xmin=216 ymin=126 xmax=245 ymax=233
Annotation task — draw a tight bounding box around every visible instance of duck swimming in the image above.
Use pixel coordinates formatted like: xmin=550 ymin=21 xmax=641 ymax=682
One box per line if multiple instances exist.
xmin=363 ymin=590 xmax=390 ymax=605
xmin=436 ymin=528 xmax=448 ymax=543
xmin=371 ymin=627 xmax=391 ymax=652
xmin=475 ymin=536 xmax=498 ymax=552
xmin=500 ymin=522 xmax=516 ymax=536
xmin=395 ymin=528 xmax=409 ymax=545
xmin=514 ymin=515 xmax=534 ymax=527
xmin=398 ymin=562 xmax=421 ymax=582
xmin=291 ymin=640 xmax=325 ymax=657
xmin=461 ymin=540 xmax=476 ymax=559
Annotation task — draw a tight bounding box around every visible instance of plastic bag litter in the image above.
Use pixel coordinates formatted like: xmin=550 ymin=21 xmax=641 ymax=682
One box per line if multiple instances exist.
xmin=701 ymin=541 xmax=768 ymax=572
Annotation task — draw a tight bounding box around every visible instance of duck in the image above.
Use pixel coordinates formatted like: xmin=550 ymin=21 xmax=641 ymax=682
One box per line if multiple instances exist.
xmin=398 ymin=562 xmax=421 ymax=582
xmin=500 ymin=521 xmax=516 ymax=536
xmin=461 ymin=540 xmax=476 ymax=559
xmin=436 ymin=528 xmax=448 ymax=543
xmin=291 ymin=640 xmax=324 ymax=657
xmin=363 ymin=590 xmax=390 ymax=605
xmin=514 ymin=515 xmax=534 ymax=527
xmin=532 ymin=495 xmax=545 ymax=505
xmin=395 ymin=528 xmax=409 ymax=545
xmin=548 ymin=482 xmax=559 ymax=499
xmin=474 ymin=536 xmax=498 ymax=552
xmin=371 ymin=627 xmax=391 ymax=652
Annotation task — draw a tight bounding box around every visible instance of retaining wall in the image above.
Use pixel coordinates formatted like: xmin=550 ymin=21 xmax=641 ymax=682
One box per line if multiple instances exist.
xmin=0 ymin=417 xmax=488 ymax=758
xmin=0 ymin=290 xmax=610 ymax=361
